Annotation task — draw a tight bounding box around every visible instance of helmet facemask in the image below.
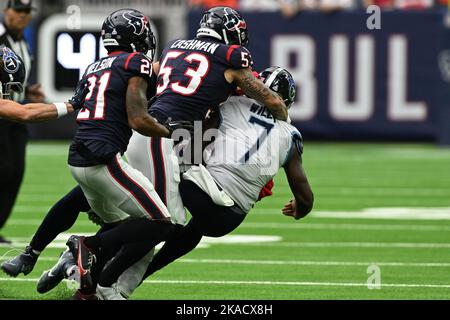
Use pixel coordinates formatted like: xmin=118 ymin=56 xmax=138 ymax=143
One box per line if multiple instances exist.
xmin=197 ymin=6 xmax=249 ymax=47
xmin=260 ymin=67 xmax=297 ymax=110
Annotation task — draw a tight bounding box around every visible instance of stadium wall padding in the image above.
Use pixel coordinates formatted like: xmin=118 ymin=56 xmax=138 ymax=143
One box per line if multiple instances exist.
xmin=28 ymin=10 xmax=450 ymax=144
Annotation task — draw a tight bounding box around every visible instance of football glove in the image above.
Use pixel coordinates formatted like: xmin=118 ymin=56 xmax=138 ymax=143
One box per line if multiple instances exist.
xmin=164 ymin=119 xmax=195 ymax=136
xmin=68 ymin=78 xmax=90 ymax=111
xmin=87 ymin=210 xmax=105 ymax=227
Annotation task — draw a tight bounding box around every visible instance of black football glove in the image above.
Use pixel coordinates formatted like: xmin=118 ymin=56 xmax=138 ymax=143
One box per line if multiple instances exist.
xmin=87 ymin=210 xmax=105 ymax=227
xmin=68 ymin=78 xmax=90 ymax=111
xmin=164 ymin=119 xmax=195 ymax=136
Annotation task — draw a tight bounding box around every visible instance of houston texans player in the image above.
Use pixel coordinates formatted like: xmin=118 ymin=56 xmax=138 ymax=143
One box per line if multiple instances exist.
xmin=64 ymin=9 xmax=198 ymax=293
xmin=36 ymin=67 xmax=314 ymax=300
xmin=1 ymin=6 xmax=289 ymax=299
xmin=69 ymin=6 xmax=291 ymax=297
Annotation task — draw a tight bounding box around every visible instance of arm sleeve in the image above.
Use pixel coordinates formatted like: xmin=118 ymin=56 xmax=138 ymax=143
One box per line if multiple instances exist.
xmin=227 ymin=46 xmax=254 ymax=69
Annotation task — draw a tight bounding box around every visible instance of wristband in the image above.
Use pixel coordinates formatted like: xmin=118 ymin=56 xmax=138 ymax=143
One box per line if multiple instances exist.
xmin=53 ymin=103 xmax=68 ymax=118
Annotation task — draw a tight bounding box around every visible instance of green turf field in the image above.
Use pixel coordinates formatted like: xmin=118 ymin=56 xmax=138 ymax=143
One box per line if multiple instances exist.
xmin=0 ymin=142 xmax=450 ymax=300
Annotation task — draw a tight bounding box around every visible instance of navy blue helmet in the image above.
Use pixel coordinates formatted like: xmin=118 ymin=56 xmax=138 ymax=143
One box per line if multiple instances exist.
xmin=0 ymin=45 xmax=25 ymax=100
xmin=197 ymin=6 xmax=249 ymax=47
xmin=101 ymin=8 xmax=156 ymax=59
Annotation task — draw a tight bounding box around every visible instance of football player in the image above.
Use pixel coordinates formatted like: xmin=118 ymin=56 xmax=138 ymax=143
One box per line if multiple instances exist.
xmin=0 ymin=45 xmax=87 ymax=122
xmin=63 ymin=8 xmax=197 ymax=294
xmin=36 ymin=66 xmax=313 ymax=300
xmin=72 ymin=6 xmax=291 ymax=297
xmin=113 ymin=66 xmax=314 ymax=299
xmin=1 ymin=7 xmax=289 ymax=298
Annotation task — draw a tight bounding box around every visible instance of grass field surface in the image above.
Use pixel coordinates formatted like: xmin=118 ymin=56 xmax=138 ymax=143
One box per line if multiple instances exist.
xmin=0 ymin=142 xmax=449 ymax=300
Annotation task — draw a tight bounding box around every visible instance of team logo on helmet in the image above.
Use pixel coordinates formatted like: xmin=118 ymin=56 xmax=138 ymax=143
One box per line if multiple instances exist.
xmin=122 ymin=11 xmax=148 ymax=36
xmin=223 ymin=9 xmax=246 ymax=32
xmin=1 ymin=47 xmax=19 ymax=74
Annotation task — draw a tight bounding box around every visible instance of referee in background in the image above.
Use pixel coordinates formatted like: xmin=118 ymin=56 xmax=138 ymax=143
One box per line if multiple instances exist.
xmin=0 ymin=0 xmax=45 ymax=243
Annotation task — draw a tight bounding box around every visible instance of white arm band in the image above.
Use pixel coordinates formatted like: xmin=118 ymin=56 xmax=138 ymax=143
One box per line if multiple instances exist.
xmin=53 ymin=103 xmax=68 ymax=118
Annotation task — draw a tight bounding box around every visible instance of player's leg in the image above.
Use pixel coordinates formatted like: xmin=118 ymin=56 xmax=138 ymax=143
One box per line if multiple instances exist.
xmin=127 ymin=134 xmax=186 ymax=225
xmin=115 ymin=248 xmax=154 ymax=298
xmin=143 ymin=179 xmax=247 ymax=279
xmin=0 ymin=123 xmax=31 ymax=236
xmin=0 ymin=124 xmax=27 ymax=233
xmin=30 ymin=186 xmax=90 ymax=252
xmin=68 ymin=154 xmax=175 ymax=291
xmin=0 ymin=186 xmax=90 ymax=277
xmin=0 ymin=121 xmax=15 ymax=243
xmin=36 ymin=223 xmax=117 ymax=295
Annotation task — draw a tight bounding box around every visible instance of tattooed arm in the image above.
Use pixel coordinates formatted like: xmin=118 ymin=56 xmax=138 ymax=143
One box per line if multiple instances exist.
xmin=225 ymin=67 xmax=288 ymax=121
xmin=126 ymin=76 xmax=170 ymax=138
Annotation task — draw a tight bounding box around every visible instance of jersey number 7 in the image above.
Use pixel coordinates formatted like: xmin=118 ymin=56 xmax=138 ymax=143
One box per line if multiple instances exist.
xmin=240 ymin=116 xmax=275 ymax=163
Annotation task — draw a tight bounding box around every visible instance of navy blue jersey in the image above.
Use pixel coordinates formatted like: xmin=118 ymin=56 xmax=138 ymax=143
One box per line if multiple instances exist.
xmin=69 ymin=51 xmax=154 ymax=167
xmin=150 ymin=37 xmax=253 ymax=122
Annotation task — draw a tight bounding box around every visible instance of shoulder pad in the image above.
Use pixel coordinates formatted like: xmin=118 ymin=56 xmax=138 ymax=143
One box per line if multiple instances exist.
xmin=292 ymin=131 xmax=304 ymax=156
xmin=123 ymin=52 xmax=153 ymax=78
xmin=226 ymin=45 xmax=253 ymax=69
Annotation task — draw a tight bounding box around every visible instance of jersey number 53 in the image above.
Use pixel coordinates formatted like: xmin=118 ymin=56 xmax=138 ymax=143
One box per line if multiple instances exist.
xmin=156 ymin=51 xmax=210 ymax=96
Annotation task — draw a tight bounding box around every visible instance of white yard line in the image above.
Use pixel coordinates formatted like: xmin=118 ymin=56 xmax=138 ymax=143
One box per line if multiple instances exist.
xmin=0 ymin=277 xmax=449 ymax=289
xmin=1 ymin=256 xmax=449 ymax=268
xmin=253 ymin=207 xmax=450 ymax=220
xmin=242 ymin=222 xmax=450 ymax=232
xmin=240 ymin=242 xmax=450 ymax=248
xmin=3 ymin=240 xmax=450 ymax=250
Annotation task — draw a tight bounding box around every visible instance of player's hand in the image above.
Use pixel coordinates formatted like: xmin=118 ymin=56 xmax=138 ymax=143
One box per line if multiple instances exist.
xmin=164 ymin=119 xmax=195 ymax=136
xmin=87 ymin=210 xmax=105 ymax=227
xmin=68 ymin=78 xmax=90 ymax=111
xmin=282 ymin=199 xmax=301 ymax=220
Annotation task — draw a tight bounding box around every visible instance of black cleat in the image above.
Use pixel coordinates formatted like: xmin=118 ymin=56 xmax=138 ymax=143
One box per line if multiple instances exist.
xmin=71 ymin=290 xmax=99 ymax=300
xmin=1 ymin=246 xmax=38 ymax=277
xmin=37 ymin=250 xmax=77 ymax=294
xmin=66 ymin=235 xmax=96 ymax=292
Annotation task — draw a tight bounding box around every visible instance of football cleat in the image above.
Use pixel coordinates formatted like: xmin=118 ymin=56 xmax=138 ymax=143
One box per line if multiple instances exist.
xmin=37 ymin=250 xmax=77 ymax=294
xmin=66 ymin=235 xmax=96 ymax=292
xmin=71 ymin=290 xmax=99 ymax=300
xmin=1 ymin=246 xmax=38 ymax=277
xmin=96 ymin=284 xmax=127 ymax=300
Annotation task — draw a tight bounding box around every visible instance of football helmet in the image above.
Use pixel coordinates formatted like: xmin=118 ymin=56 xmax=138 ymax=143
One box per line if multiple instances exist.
xmin=0 ymin=45 xmax=25 ymax=100
xmin=101 ymin=8 xmax=156 ymax=59
xmin=197 ymin=6 xmax=249 ymax=47
xmin=260 ymin=67 xmax=297 ymax=109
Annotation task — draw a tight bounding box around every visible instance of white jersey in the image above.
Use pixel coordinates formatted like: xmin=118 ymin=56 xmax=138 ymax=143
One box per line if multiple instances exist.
xmin=205 ymin=96 xmax=301 ymax=213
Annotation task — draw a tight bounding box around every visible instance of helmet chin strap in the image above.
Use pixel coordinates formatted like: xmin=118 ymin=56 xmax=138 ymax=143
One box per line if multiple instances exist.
xmin=196 ymin=28 xmax=223 ymax=43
